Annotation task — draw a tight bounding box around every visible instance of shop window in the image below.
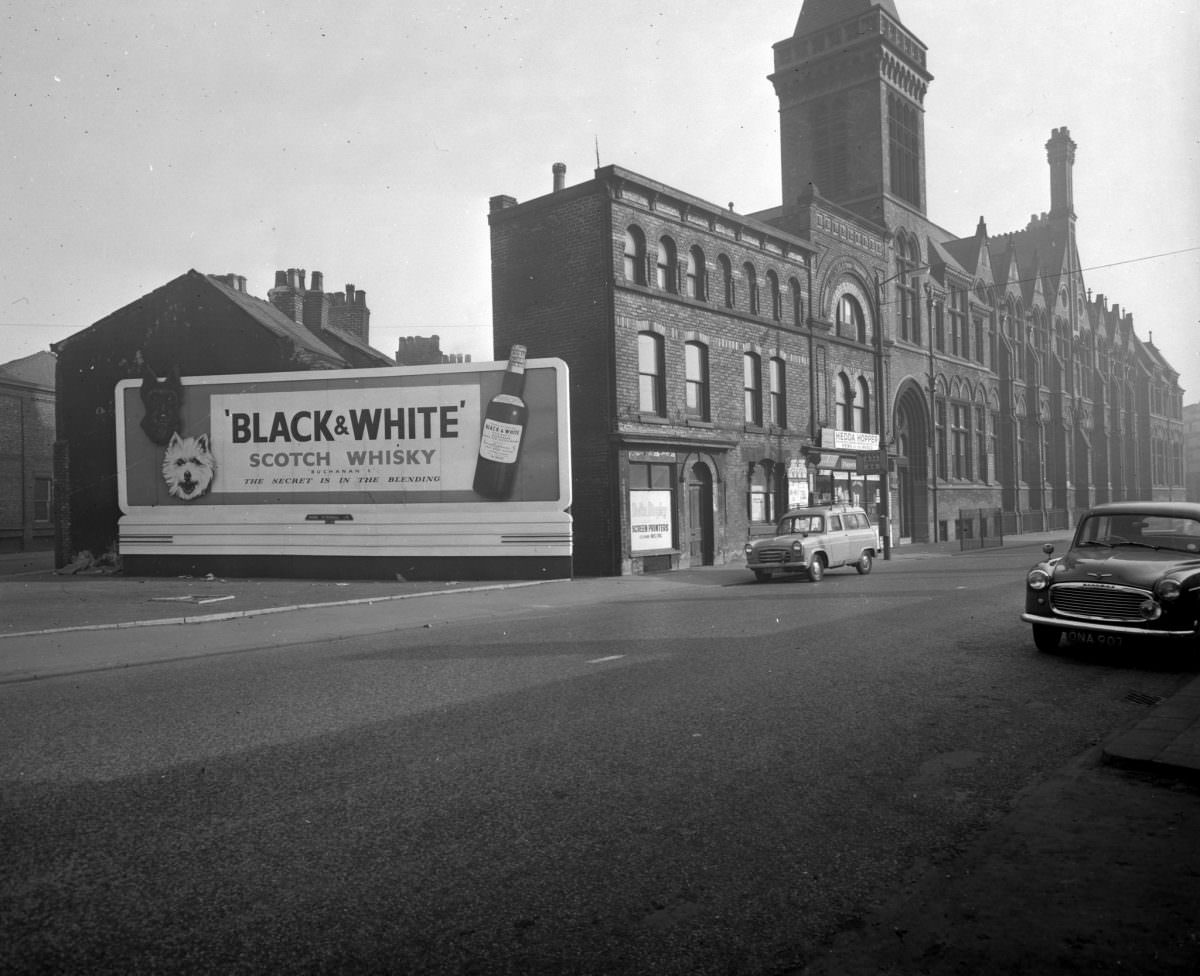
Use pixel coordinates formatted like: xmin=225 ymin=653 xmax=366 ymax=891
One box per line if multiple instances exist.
xmin=685 ymin=341 xmax=710 ymax=420
xmin=623 ymin=226 xmax=647 ymax=285
xmin=638 ymin=332 xmax=665 ymax=416
xmin=744 ymin=352 xmax=762 ymax=426
xmin=769 ymin=357 xmax=786 ymax=427
xmin=630 ymin=461 xmax=675 ymax=554
xmin=747 ymin=461 xmax=776 ymax=523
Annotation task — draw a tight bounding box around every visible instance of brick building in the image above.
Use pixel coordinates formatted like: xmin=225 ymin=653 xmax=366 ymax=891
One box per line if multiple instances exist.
xmin=0 ymin=351 xmax=56 ymax=553
xmin=53 ymin=269 xmax=393 ymax=564
xmin=489 ymin=0 xmax=1185 ymax=576
xmin=1185 ymin=402 xmax=1200 ymax=503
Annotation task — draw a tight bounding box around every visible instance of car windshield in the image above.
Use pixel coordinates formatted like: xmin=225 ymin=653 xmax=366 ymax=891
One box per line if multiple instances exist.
xmin=778 ymin=515 xmax=824 ymax=535
xmin=1075 ymin=513 xmax=1200 ymax=554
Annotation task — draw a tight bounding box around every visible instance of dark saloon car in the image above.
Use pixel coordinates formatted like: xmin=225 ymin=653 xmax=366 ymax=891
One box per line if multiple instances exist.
xmin=1022 ymin=501 xmax=1200 ymax=652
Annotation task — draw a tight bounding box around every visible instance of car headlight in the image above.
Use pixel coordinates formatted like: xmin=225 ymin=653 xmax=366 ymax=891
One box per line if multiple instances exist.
xmin=1155 ymin=579 xmax=1182 ymax=602
xmin=744 ymin=543 xmax=753 ymax=556
xmin=791 ymin=540 xmax=804 ymax=554
xmin=1027 ymin=568 xmax=1051 ymax=591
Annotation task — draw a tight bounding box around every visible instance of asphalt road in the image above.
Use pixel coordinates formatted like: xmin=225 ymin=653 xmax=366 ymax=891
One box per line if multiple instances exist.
xmin=2 ymin=550 xmax=1197 ymax=974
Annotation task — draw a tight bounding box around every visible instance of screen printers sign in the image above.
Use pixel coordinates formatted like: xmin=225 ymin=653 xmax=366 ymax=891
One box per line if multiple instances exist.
xmin=209 ymin=386 xmax=479 ymax=493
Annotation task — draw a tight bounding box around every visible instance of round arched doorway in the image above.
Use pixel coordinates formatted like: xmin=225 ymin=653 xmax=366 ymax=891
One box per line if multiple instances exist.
xmin=894 ymin=384 xmax=932 ymax=543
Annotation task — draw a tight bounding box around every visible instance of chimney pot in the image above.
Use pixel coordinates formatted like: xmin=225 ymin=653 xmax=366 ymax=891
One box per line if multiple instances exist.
xmin=311 ymin=271 xmax=324 ymax=292
xmin=553 ymin=162 xmax=566 ymax=192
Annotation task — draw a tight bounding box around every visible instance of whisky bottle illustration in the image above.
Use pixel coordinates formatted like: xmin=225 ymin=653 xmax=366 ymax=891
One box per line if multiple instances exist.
xmin=473 ymin=345 xmax=528 ymax=499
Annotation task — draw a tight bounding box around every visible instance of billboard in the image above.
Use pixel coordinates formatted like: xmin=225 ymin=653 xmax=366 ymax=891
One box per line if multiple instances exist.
xmin=114 ymin=354 xmax=571 ymax=579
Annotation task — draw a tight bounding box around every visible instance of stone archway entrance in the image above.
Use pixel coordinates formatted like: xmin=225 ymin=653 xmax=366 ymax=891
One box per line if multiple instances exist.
xmin=894 ymin=384 xmax=931 ymax=543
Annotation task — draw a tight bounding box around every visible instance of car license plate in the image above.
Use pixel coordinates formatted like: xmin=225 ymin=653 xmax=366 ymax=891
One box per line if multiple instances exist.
xmin=1064 ymin=630 xmax=1123 ymax=647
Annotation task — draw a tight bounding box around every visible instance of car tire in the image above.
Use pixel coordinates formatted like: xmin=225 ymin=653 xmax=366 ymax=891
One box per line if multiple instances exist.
xmin=807 ymin=556 xmax=825 ymax=582
xmin=855 ymin=552 xmax=873 ymax=575
xmin=1032 ymin=624 xmax=1061 ymax=653
xmin=753 ymin=570 xmax=771 ymax=582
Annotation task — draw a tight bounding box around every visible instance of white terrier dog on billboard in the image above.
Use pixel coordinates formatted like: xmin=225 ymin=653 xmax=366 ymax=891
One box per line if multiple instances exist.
xmin=161 ymin=432 xmax=215 ymax=500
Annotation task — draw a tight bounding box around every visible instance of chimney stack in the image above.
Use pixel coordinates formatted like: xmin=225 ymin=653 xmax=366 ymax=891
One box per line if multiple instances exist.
xmin=553 ymin=162 xmax=566 ymax=192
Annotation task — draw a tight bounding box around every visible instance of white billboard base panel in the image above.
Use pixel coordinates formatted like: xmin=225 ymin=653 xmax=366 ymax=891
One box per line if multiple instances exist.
xmin=117 ymin=508 xmax=572 ymax=581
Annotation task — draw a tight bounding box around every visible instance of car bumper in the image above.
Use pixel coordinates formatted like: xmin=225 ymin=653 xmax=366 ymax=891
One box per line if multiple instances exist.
xmin=1020 ymin=613 xmax=1195 ymax=640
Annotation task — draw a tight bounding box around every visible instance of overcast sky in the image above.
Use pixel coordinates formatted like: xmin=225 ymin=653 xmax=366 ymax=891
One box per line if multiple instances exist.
xmin=3 ymin=1 xmax=1198 ymax=399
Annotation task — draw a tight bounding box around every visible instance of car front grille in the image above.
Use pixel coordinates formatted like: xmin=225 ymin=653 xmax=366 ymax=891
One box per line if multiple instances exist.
xmin=1049 ymin=582 xmax=1148 ymax=622
xmin=755 ymin=548 xmax=790 ymax=565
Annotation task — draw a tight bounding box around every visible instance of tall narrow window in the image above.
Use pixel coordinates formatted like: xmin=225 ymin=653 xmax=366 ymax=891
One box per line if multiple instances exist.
xmin=855 ymin=377 xmax=870 ymax=433
xmin=686 ymin=246 xmax=706 ymax=300
xmin=33 ymin=477 xmax=52 ymax=522
xmin=975 ymin=405 xmax=988 ymax=482
xmin=685 ymin=341 xmax=709 ymax=420
xmin=837 ymin=295 xmax=866 ymax=343
xmin=935 ymin=397 xmax=948 ymax=480
xmin=718 ymin=255 xmax=734 ymax=308
xmin=623 ymin=227 xmax=646 ymax=285
xmin=769 ymin=357 xmax=786 ymax=427
xmin=837 ymin=373 xmax=854 ymax=430
xmin=790 ymin=279 xmax=804 ymax=328
xmin=637 ymin=332 xmax=665 ymax=416
xmin=743 ymin=352 xmax=762 ymax=426
xmin=767 ymin=271 xmax=781 ymax=321
xmin=743 ymin=262 xmax=759 ymax=314
xmin=656 ymin=237 xmax=678 ymax=293
xmin=952 ymin=403 xmax=968 ymax=478
xmin=888 ymin=92 xmax=921 ymax=207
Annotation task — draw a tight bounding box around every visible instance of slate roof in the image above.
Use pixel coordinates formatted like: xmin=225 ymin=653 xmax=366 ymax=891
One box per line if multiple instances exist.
xmin=0 ymin=350 xmax=56 ymax=389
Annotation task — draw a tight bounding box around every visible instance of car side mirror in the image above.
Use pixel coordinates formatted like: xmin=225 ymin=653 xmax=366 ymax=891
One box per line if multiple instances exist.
xmin=1042 ymin=543 xmax=1055 ymax=556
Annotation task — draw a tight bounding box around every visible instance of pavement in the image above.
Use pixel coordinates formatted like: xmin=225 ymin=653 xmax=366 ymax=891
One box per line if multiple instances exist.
xmin=2 ymin=532 xmax=1198 ymax=781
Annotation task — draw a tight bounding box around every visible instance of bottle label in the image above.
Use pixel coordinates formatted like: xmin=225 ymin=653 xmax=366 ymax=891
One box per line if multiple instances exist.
xmin=478 ymin=419 xmax=524 ymax=463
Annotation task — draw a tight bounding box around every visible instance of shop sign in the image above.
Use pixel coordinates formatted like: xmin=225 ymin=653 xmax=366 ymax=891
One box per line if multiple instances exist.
xmin=820 ymin=428 xmax=880 ymax=452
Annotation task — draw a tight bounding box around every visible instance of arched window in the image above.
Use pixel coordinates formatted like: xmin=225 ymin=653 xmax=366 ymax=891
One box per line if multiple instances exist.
xmin=637 ymin=332 xmax=665 ymax=416
xmin=855 ymin=377 xmax=870 ymax=432
xmin=789 ymin=278 xmax=804 ymax=328
xmin=656 ymin=236 xmax=678 ymax=293
xmin=685 ymin=341 xmax=709 ymax=420
xmin=743 ymin=352 xmax=762 ymax=426
xmin=718 ymin=255 xmax=734 ymax=308
xmin=769 ymin=357 xmax=787 ymax=427
xmin=766 ymin=270 xmax=781 ymax=321
xmin=743 ymin=262 xmax=759 ymax=314
xmin=836 ymin=372 xmax=854 ymax=430
xmin=837 ymin=294 xmax=866 ymax=343
xmin=686 ymin=246 xmax=706 ymax=300
xmin=623 ymin=227 xmax=646 ymax=285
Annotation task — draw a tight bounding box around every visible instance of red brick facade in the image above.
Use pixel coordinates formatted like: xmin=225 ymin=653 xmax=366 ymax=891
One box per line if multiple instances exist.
xmin=489 ymin=2 xmax=1185 ymax=576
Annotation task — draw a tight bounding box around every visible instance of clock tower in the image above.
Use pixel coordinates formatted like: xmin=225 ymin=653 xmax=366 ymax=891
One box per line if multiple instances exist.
xmin=770 ymin=0 xmax=933 ymax=224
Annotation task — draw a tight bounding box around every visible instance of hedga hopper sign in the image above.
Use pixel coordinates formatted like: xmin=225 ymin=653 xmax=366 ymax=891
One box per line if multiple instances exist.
xmin=114 ymin=354 xmax=572 ymax=580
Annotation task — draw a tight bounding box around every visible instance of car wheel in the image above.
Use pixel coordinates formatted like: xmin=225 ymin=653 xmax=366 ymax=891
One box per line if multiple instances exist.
xmin=855 ymin=552 xmax=873 ymax=575
xmin=1032 ymin=624 xmax=1061 ymax=653
xmin=807 ymin=556 xmax=825 ymax=582
xmin=753 ymin=570 xmax=771 ymax=582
